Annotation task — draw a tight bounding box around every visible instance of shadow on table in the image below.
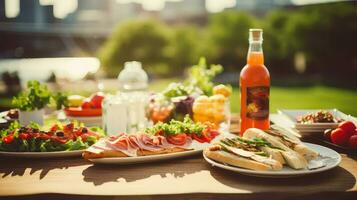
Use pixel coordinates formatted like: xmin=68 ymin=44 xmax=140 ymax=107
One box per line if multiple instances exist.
xmin=82 ymin=156 xmax=203 ymax=186
xmin=0 ymin=157 xmax=87 ymax=179
xmin=208 ymin=163 xmax=356 ymax=193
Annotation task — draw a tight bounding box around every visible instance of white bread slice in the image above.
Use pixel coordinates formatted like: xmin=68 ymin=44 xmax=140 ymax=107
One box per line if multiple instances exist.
xmin=260 ymin=146 xmax=286 ymax=165
xmin=204 ymin=149 xmax=282 ymax=171
xmin=82 ymin=147 xmax=188 ymax=160
xmin=270 ymin=126 xmax=319 ymax=161
xmin=243 ymin=128 xmax=308 ymax=169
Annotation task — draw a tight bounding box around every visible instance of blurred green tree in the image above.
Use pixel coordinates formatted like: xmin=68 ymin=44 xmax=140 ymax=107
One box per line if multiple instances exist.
xmin=286 ymin=3 xmax=357 ymax=79
xmin=167 ymin=25 xmax=202 ymax=75
xmin=98 ymin=19 xmax=170 ymax=77
xmin=207 ymin=11 xmax=259 ymax=71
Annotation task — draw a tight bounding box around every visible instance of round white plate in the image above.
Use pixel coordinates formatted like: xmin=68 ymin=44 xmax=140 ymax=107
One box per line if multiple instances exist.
xmin=89 ymin=148 xmax=202 ymax=164
xmin=0 ymin=150 xmax=84 ymax=158
xmin=87 ymin=133 xmax=229 ymax=165
xmin=203 ymin=143 xmax=341 ymax=178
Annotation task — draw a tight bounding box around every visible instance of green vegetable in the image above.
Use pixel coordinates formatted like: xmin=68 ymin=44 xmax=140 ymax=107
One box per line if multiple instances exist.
xmin=145 ymin=115 xmax=205 ymax=136
xmin=52 ymin=92 xmax=69 ymax=110
xmin=0 ymin=121 xmax=101 ymax=152
xmin=12 ymin=80 xmax=52 ymax=111
xmin=160 ymin=57 xmax=223 ymax=99
xmin=187 ymin=57 xmax=223 ymax=96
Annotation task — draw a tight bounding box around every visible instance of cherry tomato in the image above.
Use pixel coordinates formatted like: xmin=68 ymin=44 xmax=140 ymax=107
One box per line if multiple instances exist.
xmin=90 ymin=92 xmax=105 ymax=109
xmin=331 ymin=128 xmax=349 ymax=146
xmin=19 ymin=133 xmax=30 ymax=140
xmin=3 ymin=135 xmax=14 ymax=144
xmin=338 ymin=121 xmax=356 ymax=137
xmin=348 ymin=135 xmax=357 ymax=148
xmin=167 ymin=134 xmax=187 ymax=146
xmin=192 ymin=134 xmax=207 ymax=143
xmin=81 ymin=100 xmax=95 ymax=109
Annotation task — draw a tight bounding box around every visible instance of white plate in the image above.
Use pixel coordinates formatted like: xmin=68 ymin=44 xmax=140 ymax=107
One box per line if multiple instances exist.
xmin=88 ymin=132 xmax=232 ymax=165
xmin=277 ymin=109 xmax=357 ymax=133
xmin=203 ymin=143 xmax=341 ymax=178
xmin=89 ymin=148 xmax=203 ymax=164
xmin=0 ymin=150 xmax=84 ymax=158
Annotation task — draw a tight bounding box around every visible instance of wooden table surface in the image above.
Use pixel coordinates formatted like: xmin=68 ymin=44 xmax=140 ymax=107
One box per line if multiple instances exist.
xmin=0 ymin=115 xmax=357 ymax=200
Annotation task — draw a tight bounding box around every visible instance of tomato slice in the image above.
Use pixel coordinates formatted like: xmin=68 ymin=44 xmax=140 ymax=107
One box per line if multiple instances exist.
xmin=192 ymin=134 xmax=207 ymax=143
xmin=38 ymin=133 xmax=51 ymax=140
xmin=201 ymin=129 xmax=220 ymax=142
xmin=167 ymin=133 xmax=188 ymax=146
xmin=52 ymin=136 xmax=68 ymax=144
xmin=3 ymin=135 xmax=14 ymax=144
xmin=19 ymin=133 xmax=30 ymax=140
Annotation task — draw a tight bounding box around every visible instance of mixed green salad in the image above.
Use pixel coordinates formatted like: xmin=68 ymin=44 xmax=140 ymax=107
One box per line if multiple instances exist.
xmin=0 ymin=121 xmax=104 ymax=152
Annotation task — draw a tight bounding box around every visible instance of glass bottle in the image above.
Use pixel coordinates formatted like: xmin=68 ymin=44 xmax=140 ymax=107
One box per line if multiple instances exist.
xmin=239 ymin=29 xmax=270 ymax=135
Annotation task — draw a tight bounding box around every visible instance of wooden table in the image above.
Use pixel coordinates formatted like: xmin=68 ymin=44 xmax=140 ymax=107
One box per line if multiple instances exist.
xmin=1 ymin=115 xmax=357 ymax=200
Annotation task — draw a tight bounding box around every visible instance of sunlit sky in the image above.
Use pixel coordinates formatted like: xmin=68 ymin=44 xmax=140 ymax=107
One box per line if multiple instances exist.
xmin=4 ymin=0 xmax=346 ymax=19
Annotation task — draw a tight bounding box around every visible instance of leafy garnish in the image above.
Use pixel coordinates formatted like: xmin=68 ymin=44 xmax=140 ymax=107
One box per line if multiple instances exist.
xmin=12 ymin=81 xmax=52 ymax=111
xmin=187 ymin=57 xmax=223 ymax=96
xmin=145 ymin=115 xmax=205 ymax=136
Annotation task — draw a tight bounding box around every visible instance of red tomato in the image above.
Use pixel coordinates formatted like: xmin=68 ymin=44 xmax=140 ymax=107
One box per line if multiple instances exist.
xmin=81 ymin=100 xmax=95 ymax=109
xmin=167 ymin=134 xmax=187 ymax=146
xmin=52 ymin=137 xmax=68 ymax=144
xmin=348 ymin=135 xmax=357 ymax=148
xmin=50 ymin=124 xmax=59 ymax=132
xmin=331 ymin=128 xmax=349 ymax=146
xmin=37 ymin=133 xmax=51 ymax=140
xmin=192 ymin=134 xmax=207 ymax=143
xmin=202 ymin=129 xmax=220 ymax=142
xmin=3 ymin=135 xmax=14 ymax=144
xmin=354 ymin=129 xmax=357 ymax=136
xmin=90 ymin=93 xmax=105 ymax=109
xmin=338 ymin=121 xmax=356 ymax=136
xmin=19 ymin=133 xmax=30 ymax=140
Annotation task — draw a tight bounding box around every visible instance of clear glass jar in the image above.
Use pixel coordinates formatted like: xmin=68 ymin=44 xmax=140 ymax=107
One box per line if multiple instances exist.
xmin=102 ymin=61 xmax=149 ymax=135
xmin=192 ymin=95 xmax=231 ymax=133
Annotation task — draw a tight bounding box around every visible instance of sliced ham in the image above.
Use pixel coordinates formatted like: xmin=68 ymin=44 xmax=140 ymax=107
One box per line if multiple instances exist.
xmin=88 ymin=132 xmax=196 ymax=157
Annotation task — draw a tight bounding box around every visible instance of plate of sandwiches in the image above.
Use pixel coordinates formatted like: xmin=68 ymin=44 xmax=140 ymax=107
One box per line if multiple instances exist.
xmin=203 ymin=126 xmax=341 ymax=178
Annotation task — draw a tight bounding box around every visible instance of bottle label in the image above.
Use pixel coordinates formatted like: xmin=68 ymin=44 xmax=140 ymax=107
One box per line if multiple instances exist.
xmin=246 ymin=86 xmax=269 ymax=120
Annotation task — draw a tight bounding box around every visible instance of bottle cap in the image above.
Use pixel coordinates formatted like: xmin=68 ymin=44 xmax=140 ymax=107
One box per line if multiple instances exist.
xmin=249 ymin=29 xmax=263 ymax=42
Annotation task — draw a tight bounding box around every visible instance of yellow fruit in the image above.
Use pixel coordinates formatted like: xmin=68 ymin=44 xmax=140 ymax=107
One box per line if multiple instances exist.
xmin=192 ymin=103 xmax=205 ymax=114
xmin=209 ymin=94 xmax=226 ymax=104
xmin=67 ymin=95 xmax=85 ymax=107
xmin=195 ymin=95 xmax=209 ymax=103
xmin=213 ymin=113 xmax=226 ymax=123
xmin=193 ymin=114 xmax=209 ymax=123
xmin=213 ymin=84 xmax=232 ymax=97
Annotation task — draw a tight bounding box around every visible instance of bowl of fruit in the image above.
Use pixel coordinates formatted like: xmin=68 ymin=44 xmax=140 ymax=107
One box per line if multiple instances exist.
xmin=63 ymin=92 xmax=105 ymax=126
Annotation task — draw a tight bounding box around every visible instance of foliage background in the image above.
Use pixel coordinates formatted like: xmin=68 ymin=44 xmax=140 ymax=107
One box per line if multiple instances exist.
xmin=98 ymin=2 xmax=357 ymax=89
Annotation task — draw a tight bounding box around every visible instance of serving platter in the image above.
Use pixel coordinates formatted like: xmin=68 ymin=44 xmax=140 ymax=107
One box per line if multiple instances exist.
xmin=203 ymin=143 xmax=341 ymax=178
xmin=87 ymin=136 xmax=227 ymax=165
xmin=0 ymin=150 xmax=84 ymax=158
xmin=278 ymin=109 xmax=345 ymax=128
xmin=88 ymin=148 xmax=203 ymax=164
